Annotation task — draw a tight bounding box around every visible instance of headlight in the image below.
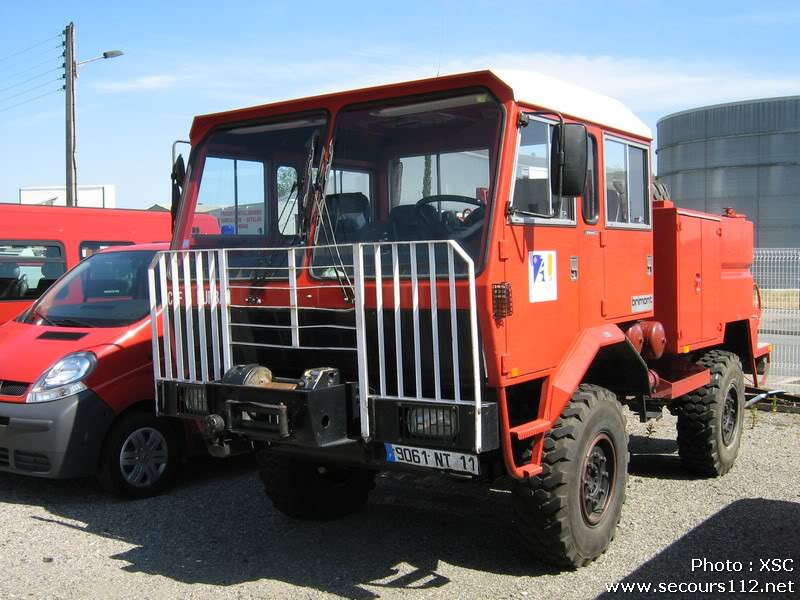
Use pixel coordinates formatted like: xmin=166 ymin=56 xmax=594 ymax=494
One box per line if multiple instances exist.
xmin=27 ymin=352 xmax=97 ymax=403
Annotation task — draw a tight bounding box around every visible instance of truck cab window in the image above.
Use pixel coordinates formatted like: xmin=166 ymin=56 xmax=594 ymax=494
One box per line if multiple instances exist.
xmin=582 ymin=136 xmax=599 ymax=224
xmin=605 ymin=138 xmax=649 ymax=226
xmin=511 ymin=119 xmax=575 ymax=222
xmin=197 ymin=157 xmax=266 ymax=236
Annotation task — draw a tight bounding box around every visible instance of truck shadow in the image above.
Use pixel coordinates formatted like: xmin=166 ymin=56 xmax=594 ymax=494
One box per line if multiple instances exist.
xmin=596 ymin=498 xmax=800 ymax=599
xmin=627 ymin=433 xmax=700 ymax=481
xmin=2 ymin=465 xmax=545 ymax=598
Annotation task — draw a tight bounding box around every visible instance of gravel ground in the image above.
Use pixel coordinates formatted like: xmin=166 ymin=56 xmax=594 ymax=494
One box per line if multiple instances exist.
xmin=0 ymin=411 xmax=798 ymax=600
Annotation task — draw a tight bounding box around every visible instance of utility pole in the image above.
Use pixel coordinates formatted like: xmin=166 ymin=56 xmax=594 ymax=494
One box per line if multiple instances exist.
xmin=64 ymin=22 xmax=77 ymax=207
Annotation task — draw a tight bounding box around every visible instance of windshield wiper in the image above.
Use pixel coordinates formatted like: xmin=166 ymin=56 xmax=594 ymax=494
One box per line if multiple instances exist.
xmin=31 ymin=309 xmax=55 ymax=326
xmin=297 ymin=131 xmax=319 ymax=238
xmin=49 ymin=317 xmax=94 ymax=328
xmin=507 ymin=204 xmax=555 ymax=219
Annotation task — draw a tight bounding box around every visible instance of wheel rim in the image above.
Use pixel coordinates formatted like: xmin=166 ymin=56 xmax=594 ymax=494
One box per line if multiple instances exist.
xmin=721 ymin=384 xmax=739 ymax=446
xmin=580 ymin=432 xmax=616 ymax=527
xmin=119 ymin=427 xmax=168 ymax=488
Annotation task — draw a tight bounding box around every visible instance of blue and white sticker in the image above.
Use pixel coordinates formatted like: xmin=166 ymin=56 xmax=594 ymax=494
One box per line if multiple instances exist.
xmin=529 ymin=250 xmax=557 ymax=303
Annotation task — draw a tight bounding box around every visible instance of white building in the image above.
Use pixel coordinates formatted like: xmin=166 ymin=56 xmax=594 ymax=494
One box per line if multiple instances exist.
xmin=19 ymin=185 xmax=116 ymax=208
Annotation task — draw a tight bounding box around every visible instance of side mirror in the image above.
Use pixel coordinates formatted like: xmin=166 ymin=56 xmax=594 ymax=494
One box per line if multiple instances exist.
xmin=171 ymin=154 xmax=186 ymax=227
xmin=550 ymin=123 xmax=588 ymax=198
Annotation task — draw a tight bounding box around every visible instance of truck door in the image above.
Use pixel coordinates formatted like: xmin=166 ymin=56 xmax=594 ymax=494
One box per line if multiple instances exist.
xmin=601 ymin=136 xmax=654 ymax=321
xmin=504 ymin=117 xmax=580 ymax=376
xmin=577 ymin=135 xmax=605 ymax=329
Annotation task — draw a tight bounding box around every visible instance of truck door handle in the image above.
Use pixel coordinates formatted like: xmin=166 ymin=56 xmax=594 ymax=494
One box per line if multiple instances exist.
xmin=695 ymin=272 xmax=701 ymax=294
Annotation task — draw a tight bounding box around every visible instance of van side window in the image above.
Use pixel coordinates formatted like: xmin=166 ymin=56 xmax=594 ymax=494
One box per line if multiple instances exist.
xmin=0 ymin=241 xmax=66 ymax=301
xmin=511 ymin=119 xmax=575 ymax=222
xmin=604 ymin=138 xmax=649 ymax=226
xmin=582 ymin=136 xmax=599 ymax=224
xmin=81 ymin=241 xmax=134 ymax=259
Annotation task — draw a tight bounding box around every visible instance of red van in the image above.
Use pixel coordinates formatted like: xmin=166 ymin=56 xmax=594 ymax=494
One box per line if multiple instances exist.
xmin=0 ymin=205 xmax=172 ymax=324
xmin=0 ymin=243 xmax=197 ymax=497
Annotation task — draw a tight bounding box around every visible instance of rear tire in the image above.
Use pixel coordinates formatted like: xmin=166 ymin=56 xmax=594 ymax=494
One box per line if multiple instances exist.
xmin=512 ymin=384 xmax=628 ymax=568
xmin=673 ymin=350 xmax=744 ymax=476
xmin=257 ymin=451 xmax=375 ymax=520
xmin=97 ymin=412 xmax=178 ymax=499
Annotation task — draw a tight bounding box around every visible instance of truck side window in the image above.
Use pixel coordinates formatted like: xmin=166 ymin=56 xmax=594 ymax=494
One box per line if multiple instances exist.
xmin=582 ymin=136 xmax=599 ymax=225
xmin=277 ymin=166 xmax=299 ymax=235
xmin=511 ymin=119 xmax=574 ymax=222
xmin=197 ymin=157 xmax=266 ymax=236
xmin=604 ymin=138 xmax=650 ymax=226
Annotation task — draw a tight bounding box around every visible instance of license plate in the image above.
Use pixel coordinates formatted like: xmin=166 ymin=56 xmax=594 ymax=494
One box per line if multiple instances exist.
xmin=384 ymin=443 xmax=479 ymax=475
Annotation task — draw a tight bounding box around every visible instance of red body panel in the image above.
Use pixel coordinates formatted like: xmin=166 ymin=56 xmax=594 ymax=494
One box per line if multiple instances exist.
xmin=0 ymin=205 xmax=171 ymax=324
xmin=653 ymin=201 xmax=758 ymax=355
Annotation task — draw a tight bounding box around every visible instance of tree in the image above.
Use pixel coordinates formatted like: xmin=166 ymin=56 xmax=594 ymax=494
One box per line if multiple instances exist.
xmin=422 ymin=155 xmax=432 ymax=197
xmin=277 ymin=167 xmax=297 ymax=199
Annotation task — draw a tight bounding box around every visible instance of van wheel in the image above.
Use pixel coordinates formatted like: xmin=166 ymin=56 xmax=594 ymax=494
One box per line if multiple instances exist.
xmin=97 ymin=412 xmax=178 ymax=499
xmin=257 ymin=451 xmax=375 ymax=520
xmin=674 ymin=350 xmax=744 ymax=476
xmin=512 ymin=384 xmax=629 ymax=568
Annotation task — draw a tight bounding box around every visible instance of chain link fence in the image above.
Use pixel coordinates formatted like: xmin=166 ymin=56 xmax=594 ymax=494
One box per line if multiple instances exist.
xmin=753 ymin=249 xmax=800 ymax=395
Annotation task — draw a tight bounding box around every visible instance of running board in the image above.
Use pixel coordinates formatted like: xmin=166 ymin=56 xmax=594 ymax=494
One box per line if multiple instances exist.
xmin=509 ymin=419 xmax=551 ymax=440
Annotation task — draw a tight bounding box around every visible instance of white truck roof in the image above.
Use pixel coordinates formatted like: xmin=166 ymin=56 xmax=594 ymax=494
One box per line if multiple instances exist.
xmin=490 ymin=69 xmax=652 ymax=140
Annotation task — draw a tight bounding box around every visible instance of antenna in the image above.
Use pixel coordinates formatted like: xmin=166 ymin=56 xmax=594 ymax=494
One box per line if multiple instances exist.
xmin=436 ymin=0 xmax=447 ymax=77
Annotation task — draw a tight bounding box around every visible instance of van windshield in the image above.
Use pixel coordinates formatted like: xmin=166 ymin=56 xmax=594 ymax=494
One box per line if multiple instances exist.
xmin=22 ymin=250 xmax=156 ymax=328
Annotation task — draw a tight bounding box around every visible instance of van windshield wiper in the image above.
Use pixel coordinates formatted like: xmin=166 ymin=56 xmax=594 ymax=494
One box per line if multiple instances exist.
xmin=49 ymin=317 xmax=94 ymax=328
xmin=31 ymin=309 xmax=55 ymax=326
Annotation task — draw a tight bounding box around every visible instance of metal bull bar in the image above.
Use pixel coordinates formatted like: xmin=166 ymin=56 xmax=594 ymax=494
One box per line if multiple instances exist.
xmin=147 ymin=240 xmax=484 ymax=452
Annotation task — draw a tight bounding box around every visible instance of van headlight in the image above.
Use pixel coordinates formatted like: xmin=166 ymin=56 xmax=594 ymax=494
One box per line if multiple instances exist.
xmin=27 ymin=352 xmax=97 ymax=403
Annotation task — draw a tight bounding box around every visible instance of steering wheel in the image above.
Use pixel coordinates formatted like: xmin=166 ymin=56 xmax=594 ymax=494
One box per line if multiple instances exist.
xmin=415 ymin=195 xmax=485 ymax=227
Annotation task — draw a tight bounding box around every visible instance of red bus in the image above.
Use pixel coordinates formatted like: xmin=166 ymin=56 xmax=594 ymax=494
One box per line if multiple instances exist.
xmin=0 ymin=205 xmax=172 ymax=324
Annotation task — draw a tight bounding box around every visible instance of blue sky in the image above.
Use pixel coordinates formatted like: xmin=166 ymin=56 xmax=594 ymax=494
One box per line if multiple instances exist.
xmin=1 ymin=0 xmax=798 ymax=208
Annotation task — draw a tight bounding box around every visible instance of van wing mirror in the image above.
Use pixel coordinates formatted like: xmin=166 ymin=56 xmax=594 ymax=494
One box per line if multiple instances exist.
xmin=550 ymin=123 xmax=588 ymax=198
xmin=171 ymin=153 xmax=186 ymax=227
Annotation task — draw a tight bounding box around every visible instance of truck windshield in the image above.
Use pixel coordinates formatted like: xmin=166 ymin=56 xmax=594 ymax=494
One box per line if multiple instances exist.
xmin=315 ymin=91 xmax=503 ymax=268
xmin=21 ymin=250 xmax=157 ymax=328
xmin=183 ymin=113 xmax=328 ymax=250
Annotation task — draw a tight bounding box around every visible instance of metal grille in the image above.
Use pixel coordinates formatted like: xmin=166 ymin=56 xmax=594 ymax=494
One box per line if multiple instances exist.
xmin=149 ymin=241 xmax=483 ymax=450
xmin=0 ymin=447 xmax=9 ymax=468
xmin=0 ymin=381 xmax=28 ymax=396
xmin=353 ymin=241 xmax=483 ymax=451
xmin=753 ymin=248 xmax=800 ymax=394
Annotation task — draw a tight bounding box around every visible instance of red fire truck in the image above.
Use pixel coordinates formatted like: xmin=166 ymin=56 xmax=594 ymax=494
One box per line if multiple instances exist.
xmin=149 ymin=70 xmax=770 ymax=567
xmin=0 ymin=205 xmax=172 ymax=324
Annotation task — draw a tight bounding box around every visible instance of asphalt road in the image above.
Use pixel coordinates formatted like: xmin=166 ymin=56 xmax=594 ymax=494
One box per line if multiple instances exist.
xmin=0 ymin=411 xmax=798 ymax=600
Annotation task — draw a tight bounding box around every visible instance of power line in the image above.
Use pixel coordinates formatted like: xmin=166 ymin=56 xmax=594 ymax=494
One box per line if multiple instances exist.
xmin=0 ymin=78 xmax=64 ymax=105
xmin=0 ymin=87 xmax=62 ymax=114
xmin=0 ymin=46 xmax=64 ymax=77
xmin=0 ymin=33 xmax=63 ymax=63
xmin=0 ymin=66 xmax=62 ymax=94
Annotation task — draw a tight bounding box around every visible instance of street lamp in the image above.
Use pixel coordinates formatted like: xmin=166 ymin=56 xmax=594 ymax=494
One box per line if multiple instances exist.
xmin=63 ymin=22 xmax=124 ymax=207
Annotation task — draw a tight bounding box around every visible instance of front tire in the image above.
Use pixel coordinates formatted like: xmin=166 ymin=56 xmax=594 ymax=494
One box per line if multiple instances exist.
xmin=673 ymin=350 xmax=745 ymax=476
xmin=257 ymin=452 xmax=375 ymax=520
xmin=512 ymin=384 xmax=628 ymax=568
xmin=97 ymin=412 xmax=178 ymax=499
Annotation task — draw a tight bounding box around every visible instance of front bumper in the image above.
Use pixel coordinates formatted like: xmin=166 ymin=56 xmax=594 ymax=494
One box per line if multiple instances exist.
xmin=0 ymin=390 xmax=114 ymax=479
xmin=157 ymin=379 xmax=499 ymax=467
